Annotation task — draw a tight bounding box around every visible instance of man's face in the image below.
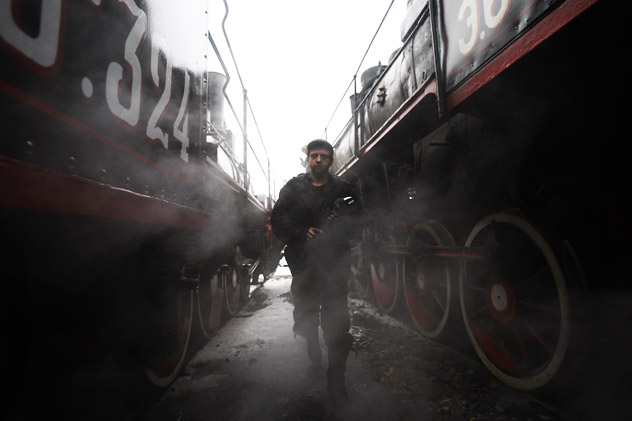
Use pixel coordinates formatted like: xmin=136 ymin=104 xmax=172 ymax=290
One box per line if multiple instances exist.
xmin=307 ymin=148 xmax=333 ymax=176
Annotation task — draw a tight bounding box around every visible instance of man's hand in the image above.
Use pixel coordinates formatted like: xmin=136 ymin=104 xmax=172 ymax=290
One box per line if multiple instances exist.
xmin=306 ymin=227 xmax=323 ymax=241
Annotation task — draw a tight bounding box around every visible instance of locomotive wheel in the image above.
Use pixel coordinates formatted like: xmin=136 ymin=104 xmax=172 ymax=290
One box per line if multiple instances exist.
xmin=240 ymin=268 xmax=252 ymax=303
xmin=404 ymin=220 xmax=457 ymax=339
xmin=239 ymin=264 xmax=252 ymax=303
xmin=351 ymin=243 xmax=371 ymax=299
xmin=197 ymin=273 xmax=223 ymax=338
xmin=460 ymin=212 xmax=570 ymax=390
xmin=370 ymin=233 xmax=401 ymax=314
xmin=145 ymin=288 xmax=193 ymax=387
xmin=223 ymin=266 xmax=240 ymax=317
xmin=236 ymin=247 xmax=251 ymax=303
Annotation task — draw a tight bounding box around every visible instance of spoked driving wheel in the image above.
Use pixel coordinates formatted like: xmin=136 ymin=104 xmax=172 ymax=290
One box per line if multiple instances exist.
xmin=404 ymin=220 xmax=458 ymax=339
xmin=240 ymin=269 xmax=252 ymax=303
xmin=223 ymin=265 xmax=240 ymax=318
xmin=197 ymin=271 xmax=223 ymax=338
xmin=460 ymin=212 xmax=570 ymax=390
xmin=145 ymin=287 xmax=193 ymax=387
xmin=236 ymin=248 xmax=252 ymax=303
xmin=371 ymin=233 xmax=401 ymax=314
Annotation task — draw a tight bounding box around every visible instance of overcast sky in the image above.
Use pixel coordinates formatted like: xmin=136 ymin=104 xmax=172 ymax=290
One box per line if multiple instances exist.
xmin=208 ymin=0 xmax=408 ymax=198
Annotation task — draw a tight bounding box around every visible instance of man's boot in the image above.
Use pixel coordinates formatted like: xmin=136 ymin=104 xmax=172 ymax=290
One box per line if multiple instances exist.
xmin=306 ymin=333 xmax=322 ymax=365
xmin=327 ymin=334 xmax=353 ymax=402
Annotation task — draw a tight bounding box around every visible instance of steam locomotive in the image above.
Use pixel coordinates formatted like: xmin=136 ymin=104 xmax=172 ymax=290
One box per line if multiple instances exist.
xmin=333 ymin=0 xmax=628 ymax=391
xmin=0 ymin=0 xmax=279 ymax=399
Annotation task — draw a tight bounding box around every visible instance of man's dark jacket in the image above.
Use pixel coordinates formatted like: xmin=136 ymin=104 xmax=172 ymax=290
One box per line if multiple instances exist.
xmin=270 ymin=173 xmax=360 ymax=273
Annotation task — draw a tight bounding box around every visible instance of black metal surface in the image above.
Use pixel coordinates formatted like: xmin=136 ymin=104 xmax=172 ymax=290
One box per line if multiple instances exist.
xmin=0 ymin=1 xmax=208 ymax=201
xmin=432 ymin=0 xmax=563 ymax=94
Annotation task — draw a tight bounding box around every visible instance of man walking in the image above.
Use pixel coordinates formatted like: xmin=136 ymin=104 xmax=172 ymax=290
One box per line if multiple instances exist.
xmin=271 ymin=139 xmax=360 ymax=402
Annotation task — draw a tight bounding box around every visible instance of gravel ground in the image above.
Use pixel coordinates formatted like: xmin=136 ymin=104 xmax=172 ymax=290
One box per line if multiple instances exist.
xmin=346 ymin=296 xmax=565 ymax=421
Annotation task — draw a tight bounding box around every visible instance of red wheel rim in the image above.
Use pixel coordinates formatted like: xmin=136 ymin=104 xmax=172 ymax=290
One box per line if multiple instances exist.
xmin=404 ymin=257 xmax=450 ymax=336
xmin=197 ymin=274 xmax=222 ymax=337
xmin=403 ymin=221 xmax=455 ymax=338
xmin=145 ymin=290 xmax=193 ymax=387
xmin=223 ymin=267 xmax=240 ymax=317
xmin=460 ymin=213 xmax=570 ymax=390
xmin=371 ymin=238 xmax=400 ymax=314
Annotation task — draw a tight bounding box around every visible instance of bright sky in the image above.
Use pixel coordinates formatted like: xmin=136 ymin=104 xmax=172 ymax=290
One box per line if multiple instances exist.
xmin=208 ymin=0 xmax=408 ymax=199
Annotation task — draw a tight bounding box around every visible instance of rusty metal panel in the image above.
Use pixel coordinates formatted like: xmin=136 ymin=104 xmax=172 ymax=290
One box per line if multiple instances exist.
xmin=433 ymin=0 xmax=562 ymax=94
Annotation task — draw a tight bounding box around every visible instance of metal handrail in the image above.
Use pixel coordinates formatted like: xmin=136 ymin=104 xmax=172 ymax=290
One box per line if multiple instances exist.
xmin=219 ymin=1 xmax=270 ymax=190
xmin=322 ymin=0 xmax=396 ymax=140
xmin=207 ymin=0 xmax=271 ymax=202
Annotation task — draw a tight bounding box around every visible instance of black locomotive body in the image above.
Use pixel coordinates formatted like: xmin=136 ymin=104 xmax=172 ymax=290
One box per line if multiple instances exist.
xmin=1 ymin=0 xmax=278 ymax=398
xmin=334 ymin=0 xmax=629 ymax=392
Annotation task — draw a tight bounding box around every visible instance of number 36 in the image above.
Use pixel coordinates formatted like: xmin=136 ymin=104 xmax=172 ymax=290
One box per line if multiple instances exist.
xmin=457 ymin=0 xmax=510 ymax=56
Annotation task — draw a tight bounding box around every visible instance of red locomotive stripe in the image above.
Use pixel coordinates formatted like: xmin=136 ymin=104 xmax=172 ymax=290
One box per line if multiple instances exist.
xmin=445 ymin=0 xmax=599 ymax=111
xmin=0 ymin=79 xmax=196 ymax=185
xmin=0 ymin=156 xmax=210 ymax=229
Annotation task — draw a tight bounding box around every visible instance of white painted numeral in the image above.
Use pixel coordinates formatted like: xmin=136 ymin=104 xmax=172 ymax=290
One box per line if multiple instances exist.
xmin=147 ymin=42 xmax=173 ymax=149
xmin=105 ymin=0 xmax=147 ymax=127
xmin=457 ymin=0 xmax=512 ymax=56
xmin=483 ymin=0 xmax=510 ymax=29
xmin=0 ymin=0 xmax=63 ymax=68
xmin=457 ymin=0 xmax=479 ymax=56
xmin=174 ymin=72 xmax=191 ymax=162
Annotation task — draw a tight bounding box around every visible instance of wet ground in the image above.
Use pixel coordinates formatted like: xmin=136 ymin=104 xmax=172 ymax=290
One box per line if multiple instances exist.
xmin=141 ymin=267 xmax=567 ymax=421
xmin=5 ymin=267 xmax=629 ymax=420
